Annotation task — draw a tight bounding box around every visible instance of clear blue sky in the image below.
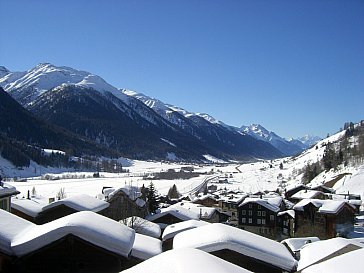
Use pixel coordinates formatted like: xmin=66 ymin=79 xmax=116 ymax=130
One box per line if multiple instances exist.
xmin=1 ymin=0 xmax=363 ymax=138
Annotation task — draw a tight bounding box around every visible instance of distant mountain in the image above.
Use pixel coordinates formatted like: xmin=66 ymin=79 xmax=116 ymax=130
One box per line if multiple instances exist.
xmin=0 ymin=63 xmax=283 ymax=161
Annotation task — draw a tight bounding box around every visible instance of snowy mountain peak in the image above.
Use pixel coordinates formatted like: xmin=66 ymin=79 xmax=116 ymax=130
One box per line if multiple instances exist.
xmin=0 ymin=63 xmax=129 ymax=105
xmin=0 ymin=66 xmax=9 ymax=74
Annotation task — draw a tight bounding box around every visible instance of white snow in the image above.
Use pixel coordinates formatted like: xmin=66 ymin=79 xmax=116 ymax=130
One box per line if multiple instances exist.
xmin=173 ymin=223 xmax=297 ymax=271
xmin=121 ymin=216 xmax=161 ymax=238
xmin=11 ymin=198 xmax=44 ymax=217
xmin=160 ymin=138 xmax=176 ymax=147
xmin=203 ymin=154 xmax=228 ymax=163
xmin=0 ymin=182 xmax=19 ymax=197
xmin=281 ymin=237 xmax=320 ymax=253
xmin=162 ymin=219 xmax=210 ymax=241
xmin=293 ymin=199 xmax=353 ymax=214
xmin=122 ymin=248 xmax=254 ymax=273
xmin=297 ymin=237 xmax=364 ymax=271
xmin=301 ymin=248 xmax=364 ymax=273
xmin=131 ymin=233 xmax=162 ymax=260
xmin=147 ymin=206 xmax=199 ymax=222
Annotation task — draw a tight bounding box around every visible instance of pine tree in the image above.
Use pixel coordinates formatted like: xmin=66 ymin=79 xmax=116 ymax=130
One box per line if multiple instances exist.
xmin=167 ymin=184 xmax=180 ymax=199
xmin=147 ymin=182 xmax=158 ymax=213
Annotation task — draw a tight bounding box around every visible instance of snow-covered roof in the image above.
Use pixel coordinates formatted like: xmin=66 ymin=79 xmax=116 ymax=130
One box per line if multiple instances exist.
xmin=11 ymin=198 xmax=44 ymax=217
xmin=42 ymin=194 xmax=109 ymax=212
xmin=277 ymin=209 xmax=295 ymax=218
xmin=298 ymin=237 xmax=364 ymax=271
xmin=285 ymin=183 xmax=308 ymax=192
xmin=122 ymin=248 xmax=254 ymax=273
xmin=173 ymin=223 xmax=297 ymax=271
xmin=0 ymin=210 xmax=135 ymax=257
xmin=147 ymin=206 xmax=199 ymax=222
xmin=131 ymin=233 xmax=162 ymax=260
xmin=293 ymin=199 xmax=354 ymax=214
xmin=218 ymin=193 xmax=247 ymax=204
xmin=0 ymin=182 xmax=19 ymax=197
xmin=162 ymin=220 xmax=210 ymax=241
xmin=0 ymin=209 xmax=34 ymax=255
xmin=170 ymin=202 xmax=217 ymax=219
xmin=291 ymin=190 xmax=324 ymax=200
xmin=121 ymin=216 xmax=161 ymax=238
xmin=239 ymin=197 xmax=280 ymax=213
xmin=281 ymin=237 xmax=320 ymax=252
xmin=301 ymin=248 xmax=364 ymax=273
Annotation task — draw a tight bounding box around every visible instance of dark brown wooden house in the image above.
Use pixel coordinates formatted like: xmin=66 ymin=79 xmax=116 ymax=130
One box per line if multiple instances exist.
xmin=237 ymin=197 xmax=284 ymax=240
xmin=102 ymin=187 xmax=148 ymax=221
xmin=293 ymin=199 xmax=356 ymax=239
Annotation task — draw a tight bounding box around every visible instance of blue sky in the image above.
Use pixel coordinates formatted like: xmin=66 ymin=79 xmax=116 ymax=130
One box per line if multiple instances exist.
xmin=1 ymin=0 xmax=363 ymax=138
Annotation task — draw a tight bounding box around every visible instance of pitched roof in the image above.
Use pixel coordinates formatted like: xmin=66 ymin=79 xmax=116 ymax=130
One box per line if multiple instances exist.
xmin=0 ymin=209 xmax=135 ymax=258
xmin=147 ymin=206 xmax=199 ymax=222
xmin=298 ymin=237 xmax=364 ymax=271
xmin=42 ymin=194 xmax=109 ymax=212
xmin=281 ymin=237 xmax=320 ymax=252
xmin=301 ymin=248 xmax=364 ymax=273
xmin=0 ymin=182 xmax=19 ymax=198
xmin=173 ymin=223 xmax=297 ymax=271
xmin=239 ymin=197 xmax=280 ymax=213
xmin=293 ymin=199 xmax=354 ymax=214
xmin=162 ymin=220 xmax=210 ymax=241
xmin=11 ymin=198 xmax=44 ymax=217
xmin=122 ymin=248 xmax=254 ymax=273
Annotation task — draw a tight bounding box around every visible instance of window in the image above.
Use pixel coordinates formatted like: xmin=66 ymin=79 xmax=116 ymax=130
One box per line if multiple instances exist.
xmin=270 ymin=215 xmax=275 ymax=221
xmin=262 ymin=211 xmax=266 ymax=216
xmin=248 ymin=210 xmax=252 ymax=216
xmin=257 ymin=219 xmax=261 ymax=224
xmin=262 ymin=219 xmax=266 ymax=225
xmin=242 ymin=210 xmax=246 ymax=215
xmin=249 ymin=204 xmax=252 ymax=208
xmin=257 ymin=211 xmax=261 ymax=216
xmin=258 ymin=205 xmax=261 ymax=209
xmin=248 ymin=218 xmax=252 ymax=224
xmin=242 ymin=217 xmax=246 ymax=224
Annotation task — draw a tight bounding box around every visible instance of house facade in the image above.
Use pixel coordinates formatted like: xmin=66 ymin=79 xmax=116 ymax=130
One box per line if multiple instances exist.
xmin=0 ymin=181 xmax=19 ymax=212
xmin=237 ymin=199 xmax=281 ymax=240
xmin=293 ymin=199 xmax=355 ymax=239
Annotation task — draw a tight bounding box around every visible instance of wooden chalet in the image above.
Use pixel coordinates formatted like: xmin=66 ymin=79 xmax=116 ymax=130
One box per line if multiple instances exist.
xmin=293 ymin=199 xmax=356 ymax=239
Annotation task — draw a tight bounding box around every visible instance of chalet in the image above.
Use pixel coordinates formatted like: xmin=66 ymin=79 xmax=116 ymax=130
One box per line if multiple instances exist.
xmin=171 ymin=202 xmax=226 ymax=223
xmin=293 ymin=199 xmax=356 ymax=239
xmin=297 ymin=237 xmax=364 ymax=272
xmin=11 ymin=194 xmax=109 ymax=224
xmin=146 ymin=206 xmax=199 ymax=230
xmin=161 ymin=219 xmax=209 ymax=250
xmin=285 ymin=184 xmax=309 ymax=200
xmin=218 ymin=193 xmax=247 ymax=224
xmin=192 ymin=194 xmax=218 ymax=207
xmin=237 ymin=196 xmax=284 ymax=240
xmin=310 ymin=185 xmax=335 ymax=194
xmin=102 ymin=187 xmax=148 ymax=221
xmin=173 ymin=223 xmax=298 ymax=273
xmin=122 ymin=248 xmax=254 ymax=273
xmin=290 ymin=190 xmax=326 ymax=203
xmin=0 ymin=210 xmax=135 ymax=273
xmin=0 ymin=180 xmax=19 ymax=212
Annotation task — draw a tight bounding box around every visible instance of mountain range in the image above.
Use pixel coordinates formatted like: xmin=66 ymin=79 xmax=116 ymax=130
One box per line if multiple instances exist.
xmin=0 ymin=63 xmax=320 ymax=162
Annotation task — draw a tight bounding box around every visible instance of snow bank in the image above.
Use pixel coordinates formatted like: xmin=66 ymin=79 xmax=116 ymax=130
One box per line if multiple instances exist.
xmin=122 ymin=248 xmax=253 ymax=273
xmin=173 ymin=223 xmax=297 ymax=271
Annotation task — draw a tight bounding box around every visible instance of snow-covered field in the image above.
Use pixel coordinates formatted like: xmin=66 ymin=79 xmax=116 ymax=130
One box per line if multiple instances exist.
xmin=3 ymin=128 xmax=364 ymax=202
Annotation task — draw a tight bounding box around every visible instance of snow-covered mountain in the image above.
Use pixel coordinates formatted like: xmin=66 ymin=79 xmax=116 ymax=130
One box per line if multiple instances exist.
xmin=0 ymin=63 xmax=282 ymax=161
xmin=237 ymin=124 xmax=305 ymax=156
